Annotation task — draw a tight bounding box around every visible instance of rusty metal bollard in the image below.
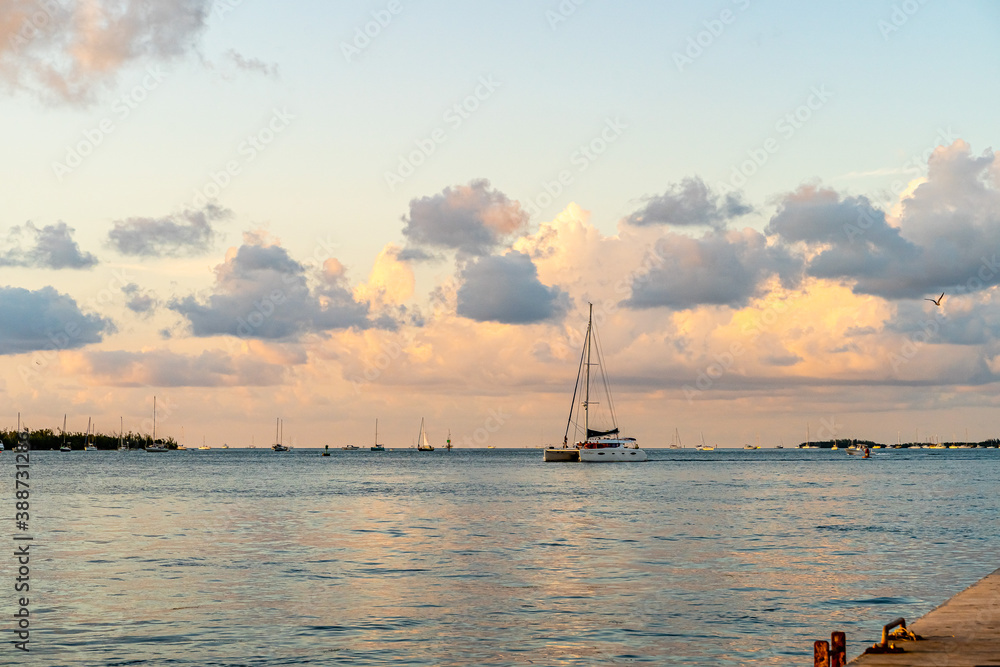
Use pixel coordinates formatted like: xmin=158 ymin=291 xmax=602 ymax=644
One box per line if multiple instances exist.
xmin=830 ymin=631 xmax=846 ymax=666
xmin=814 ymin=640 xmax=829 ymax=667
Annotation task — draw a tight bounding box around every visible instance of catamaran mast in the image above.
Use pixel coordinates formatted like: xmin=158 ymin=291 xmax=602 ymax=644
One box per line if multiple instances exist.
xmin=584 ymin=303 xmax=593 ymax=437
xmin=153 ymin=396 xmax=157 ymax=442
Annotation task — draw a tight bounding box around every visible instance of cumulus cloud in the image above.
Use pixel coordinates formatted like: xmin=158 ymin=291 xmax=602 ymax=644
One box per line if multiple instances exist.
xmin=169 ymin=236 xmax=384 ymax=340
xmin=767 ymin=142 xmax=1000 ymax=300
xmin=625 ymin=229 xmax=801 ymax=310
xmin=354 ymin=244 xmax=415 ymax=306
xmin=0 ymin=221 xmax=98 ymax=269
xmin=0 ymin=0 xmax=211 ymax=105
xmin=107 ymin=204 xmax=228 ymax=257
xmin=401 ymin=179 xmax=528 ymax=258
xmin=0 ymin=286 xmax=114 ymax=355
xmin=66 ymin=349 xmax=288 ymax=387
xmin=456 ymin=251 xmax=568 ymax=324
xmin=626 ymin=177 xmax=753 ymax=229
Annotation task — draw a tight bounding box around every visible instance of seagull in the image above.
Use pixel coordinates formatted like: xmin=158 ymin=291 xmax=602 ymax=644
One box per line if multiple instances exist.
xmin=925 ymin=293 xmax=945 ymax=306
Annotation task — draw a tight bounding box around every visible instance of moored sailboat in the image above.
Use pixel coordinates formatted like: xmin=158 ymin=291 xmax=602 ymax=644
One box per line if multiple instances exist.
xmin=60 ymin=414 xmax=71 ymax=452
xmin=145 ymin=397 xmax=169 ymax=452
xmin=416 ymin=418 xmax=434 ymax=451
xmin=84 ymin=418 xmax=97 ymax=450
xmin=272 ymin=418 xmax=289 ymax=451
xmin=371 ymin=419 xmax=385 ymax=451
xmin=695 ymin=432 xmax=715 ymax=451
xmin=544 ymin=303 xmax=647 ymax=463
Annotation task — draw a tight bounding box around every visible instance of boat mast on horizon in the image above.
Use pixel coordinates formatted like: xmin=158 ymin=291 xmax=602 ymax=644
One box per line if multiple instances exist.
xmin=371 ymin=419 xmax=385 ymax=451
xmin=85 ymin=417 xmax=97 ymax=450
xmin=145 ymin=396 xmax=169 ymax=452
xmin=60 ymin=414 xmax=71 ymax=452
xmin=544 ymin=303 xmax=647 ymax=463
xmin=272 ymin=418 xmax=289 ymax=451
xmin=417 ymin=418 xmax=434 ymax=451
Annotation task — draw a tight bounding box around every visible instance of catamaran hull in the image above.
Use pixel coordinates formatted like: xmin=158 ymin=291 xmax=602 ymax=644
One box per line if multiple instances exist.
xmin=579 ymin=448 xmax=647 ymax=462
xmin=543 ymin=448 xmax=580 ymax=462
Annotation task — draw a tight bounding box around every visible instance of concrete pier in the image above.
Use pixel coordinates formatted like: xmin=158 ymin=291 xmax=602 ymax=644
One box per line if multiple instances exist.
xmin=847 ymin=567 xmax=1000 ymax=666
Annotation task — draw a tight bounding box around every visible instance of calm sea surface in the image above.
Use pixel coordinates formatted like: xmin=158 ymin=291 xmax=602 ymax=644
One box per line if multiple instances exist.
xmin=3 ymin=447 xmax=999 ymax=666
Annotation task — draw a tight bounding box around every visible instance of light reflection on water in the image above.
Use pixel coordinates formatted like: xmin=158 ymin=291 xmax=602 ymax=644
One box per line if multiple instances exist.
xmin=7 ymin=448 xmax=998 ymax=665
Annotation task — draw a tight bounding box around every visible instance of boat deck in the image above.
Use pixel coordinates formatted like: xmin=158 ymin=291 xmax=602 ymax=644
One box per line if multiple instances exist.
xmin=847 ymin=567 xmax=1000 ymax=666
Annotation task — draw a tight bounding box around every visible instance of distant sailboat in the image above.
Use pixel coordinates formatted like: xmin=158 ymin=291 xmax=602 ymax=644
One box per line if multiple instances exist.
xmin=695 ymin=432 xmax=715 ymax=451
xmin=272 ymin=418 xmax=289 ymax=451
xmin=84 ymin=418 xmax=97 ymax=450
xmin=669 ymin=428 xmax=683 ymax=449
xmin=371 ymin=419 xmax=385 ymax=451
xmin=417 ymin=418 xmax=434 ymax=451
xmin=800 ymin=423 xmax=816 ymax=448
xmin=14 ymin=414 xmax=28 ymax=452
xmin=145 ymin=397 xmax=169 ymax=452
xmin=60 ymin=414 xmax=71 ymax=452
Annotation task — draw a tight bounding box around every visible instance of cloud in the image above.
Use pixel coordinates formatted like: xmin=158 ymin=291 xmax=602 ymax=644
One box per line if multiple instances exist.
xmin=0 ymin=0 xmax=211 ymax=105
xmin=625 ymin=229 xmax=801 ymax=310
xmin=0 ymin=286 xmax=114 ymax=355
xmin=122 ymin=283 xmax=158 ymax=316
xmin=64 ymin=348 xmax=289 ymax=387
xmin=223 ymin=49 xmax=279 ymax=79
xmin=169 ymin=236 xmax=385 ymax=340
xmin=626 ymin=177 xmax=753 ymax=229
xmin=456 ymin=251 xmax=568 ymax=324
xmin=767 ymin=141 xmax=1000 ymax=300
xmin=107 ymin=204 xmax=228 ymax=257
xmin=402 ymin=179 xmax=529 ymax=258
xmin=354 ymin=244 xmax=415 ymax=306
xmin=0 ymin=221 xmax=98 ymax=269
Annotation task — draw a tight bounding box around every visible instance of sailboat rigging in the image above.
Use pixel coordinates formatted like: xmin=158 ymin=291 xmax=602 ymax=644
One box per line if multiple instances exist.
xmin=696 ymin=432 xmax=716 ymax=451
xmin=416 ymin=418 xmax=434 ymax=451
xmin=371 ymin=419 xmax=385 ymax=451
xmin=145 ymin=396 xmax=169 ymax=452
xmin=85 ymin=418 xmax=97 ymax=450
xmin=272 ymin=418 xmax=289 ymax=451
xmin=60 ymin=414 xmax=71 ymax=452
xmin=544 ymin=303 xmax=647 ymax=462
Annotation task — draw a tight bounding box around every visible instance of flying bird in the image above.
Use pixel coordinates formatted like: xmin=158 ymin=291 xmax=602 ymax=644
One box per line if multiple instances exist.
xmin=925 ymin=293 xmax=945 ymax=306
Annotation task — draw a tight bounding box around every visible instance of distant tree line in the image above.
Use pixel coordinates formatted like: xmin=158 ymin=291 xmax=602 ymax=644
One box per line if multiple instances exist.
xmin=799 ymin=439 xmax=1000 ymax=449
xmin=0 ymin=428 xmax=177 ymax=450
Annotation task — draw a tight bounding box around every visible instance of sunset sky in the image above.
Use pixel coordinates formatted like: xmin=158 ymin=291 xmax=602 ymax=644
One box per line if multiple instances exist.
xmin=3 ymin=1 xmax=1000 ymax=448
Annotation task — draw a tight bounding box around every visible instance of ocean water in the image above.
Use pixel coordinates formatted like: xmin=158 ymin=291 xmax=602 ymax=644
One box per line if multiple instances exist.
xmin=4 ymin=447 xmax=999 ymax=666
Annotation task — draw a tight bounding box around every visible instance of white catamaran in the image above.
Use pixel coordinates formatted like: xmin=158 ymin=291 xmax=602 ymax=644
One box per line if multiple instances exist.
xmin=544 ymin=303 xmax=647 ymax=463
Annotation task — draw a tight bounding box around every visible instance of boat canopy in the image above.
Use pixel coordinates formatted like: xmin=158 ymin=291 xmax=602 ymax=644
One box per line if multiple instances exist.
xmin=587 ymin=427 xmax=619 ymax=438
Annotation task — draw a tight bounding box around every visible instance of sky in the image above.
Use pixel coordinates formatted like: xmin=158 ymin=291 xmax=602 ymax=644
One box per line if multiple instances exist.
xmin=3 ymin=0 xmax=1000 ymax=448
